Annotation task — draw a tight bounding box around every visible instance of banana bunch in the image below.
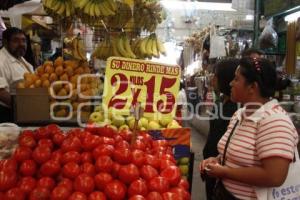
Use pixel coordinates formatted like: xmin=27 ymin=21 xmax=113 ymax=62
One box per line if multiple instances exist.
xmin=42 ymin=0 xmax=75 ymax=18
xmin=133 ymin=0 xmax=166 ymax=32
xmin=105 ymin=1 xmax=132 ymax=29
xmin=92 ymin=38 xmax=112 ymax=60
xmin=71 ymin=36 xmax=87 ymax=61
xmin=74 ymin=0 xmax=117 ymax=17
xmin=92 ymin=33 xmax=136 ymax=60
xmin=132 ymin=33 xmax=166 ymax=59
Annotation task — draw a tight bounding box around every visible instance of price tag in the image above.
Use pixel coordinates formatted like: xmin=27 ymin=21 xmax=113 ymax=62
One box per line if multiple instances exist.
xmin=102 ymin=57 xmax=181 ymax=119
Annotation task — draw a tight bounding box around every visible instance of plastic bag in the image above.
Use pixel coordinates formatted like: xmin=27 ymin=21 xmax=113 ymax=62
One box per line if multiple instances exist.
xmin=259 ymin=18 xmax=278 ymax=49
xmin=0 ymin=123 xmax=20 ymax=159
xmin=209 ymin=26 xmax=226 ymax=58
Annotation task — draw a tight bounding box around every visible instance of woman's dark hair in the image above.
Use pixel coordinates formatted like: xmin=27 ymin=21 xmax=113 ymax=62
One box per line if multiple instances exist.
xmin=239 ymin=57 xmax=289 ymax=98
xmin=215 ymin=58 xmax=239 ymax=96
xmin=2 ymin=27 xmax=25 ymax=46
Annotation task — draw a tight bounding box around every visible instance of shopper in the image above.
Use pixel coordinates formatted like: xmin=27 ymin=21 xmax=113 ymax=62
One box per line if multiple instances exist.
xmin=176 ymin=81 xmax=188 ymax=126
xmin=241 ymin=48 xmax=264 ymax=58
xmin=0 ymin=27 xmax=33 ymax=122
xmin=202 ymin=58 xmax=239 ymax=200
xmin=199 ymin=57 xmax=299 ymax=200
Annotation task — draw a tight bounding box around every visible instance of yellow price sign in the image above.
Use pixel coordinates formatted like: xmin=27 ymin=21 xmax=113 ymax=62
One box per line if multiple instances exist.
xmin=102 ymin=57 xmax=181 ymax=119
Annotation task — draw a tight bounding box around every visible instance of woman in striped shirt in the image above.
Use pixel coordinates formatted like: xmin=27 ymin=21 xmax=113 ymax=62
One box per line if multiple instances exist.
xmin=199 ymin=57 xmax=299 ymax=200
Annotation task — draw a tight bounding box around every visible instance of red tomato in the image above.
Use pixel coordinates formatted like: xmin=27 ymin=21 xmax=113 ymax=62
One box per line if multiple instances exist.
xmin=46 ymin=124 xmax=61 ymax=134
xmin=113 ymin=135 xmax=123 ymax=143
xmin=131 ymin=149 xmax=146 ymax=167
xmin=81 ymin=152 xmax=93 ymax=163
xmin=81 ymin=162 xmax=96 ymax=176
xmin=13 ymin=146 xmax=32 ymax=162
xmin=104 ymin=180 xmax=126 ymax=200
xmin=131 ymin=140 xmax=146 ymax=151
xmin=37 ymin=177 xmax=55 ymax=190
xmin=160 ymin=154 xmax=176 ymax=163
xmin=62 ymin=151 xmax=81 ymax=164
xmin=160 ymin=166 xmax=181 ymax=186
xmin=162 ymin=192 xmax=182 ymax=200
xmin=88 ymin=191 xmax=106 ymax=200
xmin=97 ymin=126 xmax=116 ymax=138
xmin=146 ymin=191 xmax=163 ymax=200
xmin=68 ymin=192 xmax=87 ymax=200
xmin=38 ymin=139 xmax=53 ymax=150
xmin=20 ymin=159 xmax=37 ymax=176
xmin=18 ymin=177 xmax=36 ymax=194
xmin=152 ymin=140 xmax=168 ymax=149
xmin=140 ymin=165 xmax=158 ymax=181
xmin=0 ymin=158 xmax=17 ymax=172
xmin=93 ymin=144 xmax=114 ymax=159
xmin=129 ymin=195 xmax=146 ymax=200
xmin=160 ymin=159 xmax=176 ymax=171
xmin=178 ymin=178 xmax=189 ymax=191
xmin=29 ymin=187 xmax=50 ymax=200
xmin=114 ymin=140 xmax=130 ymax=150
xmin=170 ymin=187 xmax=191 ymax=200
xmin=58 ymin=178 xmax=73 ymax=192
xmin=0 ymin=170 xmax=17 ymax=191
xmin=0 ymin=192 xmax=4 ymax=199
xmin=35 ymin=127 xmax=51 ymax=140
xmin=95 ymin=156 xmax=113 ymax=173
xmin=119 ymin=130 xmax=132 ymax=142
xmin=82 ymin=135 xmax=101 ymax=151
xmin=144 ymin=154 xmax=160 ymax=169
xmin=113 ymin=148 xmax=132 ymax=164
xmin=128 ymin=179 xmax=148 ymax=197
xmin=40 ymin=159 xmax=60 ymax=176
xmin=5 ymin=187 xmax=25 ymax=200
xmin=111 ymin=162 xmax=121 ymax=178
xmin=62 ymin=162 xmax=81 ymax=179
xmin=52 ymin=133 xmax=65 ymax=146
xmin=94 ymin=172 xmax=113 ymax=190
xmin=100 ymin=137 xmax=115 ymax=145
xmin=51 ymin=150 xmax=63 ymax=163
xmin=118 ymin=164 xmax=140 ymax=185
xmin=74 ymin=174 xmax=95 ymax=194
xmin=148 ymin=176 xmax=170 ymax=194
xmin=32 ymin=147 xmax=51 ymax=164
xmin=18 ymin=132 xmax=36 ymax=149
xmin=61 ymin=137 xmax=82 ymax=153
xmin=51 ymin=185 xmax=71 ymax=200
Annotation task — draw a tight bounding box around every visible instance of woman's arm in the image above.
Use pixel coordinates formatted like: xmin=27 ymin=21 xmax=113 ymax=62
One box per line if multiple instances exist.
xmin=206 ymin=157 xmax=291 ymax=187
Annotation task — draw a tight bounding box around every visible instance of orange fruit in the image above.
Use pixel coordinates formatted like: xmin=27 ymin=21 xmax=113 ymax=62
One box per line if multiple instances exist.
xmin=60 ymin=73 xmax=69 ymax=81
xmin=54 ymin=57 xmax=64 ymax=67
xmin=36 ymin=65 xmax=44 ymax=75
xmin=55 ymin=66 xmax=64 ymax=76
xmin=41 ymin=73 xmax=50 ymax=81
xmin=65 ymin=66 xmax=73 ymax=76
xmin=42 ymin=80 xmax=50 ymax=88
xmin=34 ymin=79 xmax=42 ymax=88
xmin=45 ymin=65 xmax=54 ymax=74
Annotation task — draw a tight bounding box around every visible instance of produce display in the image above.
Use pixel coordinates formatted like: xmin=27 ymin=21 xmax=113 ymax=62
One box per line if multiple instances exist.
xmin=64 ymin=35 xmax=87 ymax=61
xmin=0 ymin=124 xmax=191 ymax=199
xmin=17 ymin=57 xmax=103 ymax=119
xmin=88 ymin=106 xmax=182 ymax=132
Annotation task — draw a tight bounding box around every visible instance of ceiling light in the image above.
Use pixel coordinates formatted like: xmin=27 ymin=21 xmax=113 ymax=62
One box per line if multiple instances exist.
xmin=284 ymin=11 xmax=300 ymax=22
xmin=160 ymin=0 xmax=236 ymax=11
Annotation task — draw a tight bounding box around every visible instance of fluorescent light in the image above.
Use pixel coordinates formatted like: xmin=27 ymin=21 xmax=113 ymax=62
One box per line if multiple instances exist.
xmin=245 ymin=14 xmax=254 ymax=21
xmin=284 ymin=11 xmax=300 ymax=22
xmin=160 ymin=0 xmax=236 ymax=11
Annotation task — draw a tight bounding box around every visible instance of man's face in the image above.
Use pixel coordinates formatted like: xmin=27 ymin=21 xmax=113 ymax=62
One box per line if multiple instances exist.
xmin=7 ymin=33 xmax=27 ymax=58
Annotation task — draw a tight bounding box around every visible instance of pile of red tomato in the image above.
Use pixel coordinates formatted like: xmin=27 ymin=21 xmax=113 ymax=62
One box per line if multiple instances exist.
xmin=0 ymin=124 xmax=191 ymax=200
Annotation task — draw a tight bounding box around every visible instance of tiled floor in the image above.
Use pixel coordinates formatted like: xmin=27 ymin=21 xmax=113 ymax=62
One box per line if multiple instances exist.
xmin=185 ymin=116 xmax=209 ymax=200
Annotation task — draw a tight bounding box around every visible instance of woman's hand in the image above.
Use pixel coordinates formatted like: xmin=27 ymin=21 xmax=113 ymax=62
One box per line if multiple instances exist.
xmin=199 ymin=157 xmax=220 ymax=174
xmin=205 ymin=162 xmax=228 ymax=178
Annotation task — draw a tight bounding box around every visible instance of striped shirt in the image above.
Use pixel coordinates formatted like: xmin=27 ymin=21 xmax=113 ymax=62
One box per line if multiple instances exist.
xmin=217 ymin=99 xmax=299 ymax=200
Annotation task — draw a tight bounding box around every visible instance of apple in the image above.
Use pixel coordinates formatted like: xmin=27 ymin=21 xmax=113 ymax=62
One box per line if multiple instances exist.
xmin=119 ymin=124 xmax=130 ymax=131
xmin=179 ymin=164 xmax=189 ymax=176
xmin=148 ymin=121 xmax=161 ymax=130
xmin=167 ymin=120 xmax=182 ymax=129
xmin=89 ymin=112 xmax=104 ymax=123
xmin=112 ymin=115 xmax=125 ymax=127
xmin=179 ymin=157 xmax=190 ymax=165
xmin=159 ymin=117 xmax=173 ymax=127
xmin=128 ymin=119 xmax=135 ymax=130
xmin=139 ymin=117 xmax=149 ymax=129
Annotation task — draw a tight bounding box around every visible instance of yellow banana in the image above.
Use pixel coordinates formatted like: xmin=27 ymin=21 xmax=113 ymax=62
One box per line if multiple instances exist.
xmin=116 ymin=35 xmax=131 ymax=57
xmin=52 ymin=0 xmax=61 ymax=12
xmin=151 ymin=35 xmax=159 ymax=58
xmin=106 ymin=0 xmax=117 ymax=11
xmin=94 ymin=3 xmax=101 ymax=17
xmin=145 ymin=35 xmax=153 ymax=57
xmin=65 ymin=1 xmax=71 ymax=17
xmin=139 ymin=37 xmax=149 ymax=56
xmin=83 ymin=1 xmax=92 ymax=15
xmin=77 ymin=0 xmax=89 ymax=9
xmin=123 ymin=35 xmax=136 ymax=59
xmin=101 ymin=0 xmax=116 ymax=16
xmin=156 ymin=37 xmax=166 ymax=56
xmin=56 ymin=2 xmax=66 ymax=15
xmin=77 ymin=38 xmax=87 ymax=60
xmin=111 ymin=38 xmax=122 ymax=57
xmin=72 ymin=38 xmax=82 ymax=60
xmin=89 ymin=2 xmax=96 ymax=17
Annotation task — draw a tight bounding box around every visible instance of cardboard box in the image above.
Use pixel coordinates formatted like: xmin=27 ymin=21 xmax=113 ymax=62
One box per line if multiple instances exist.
xmin=14 ymin=88 xmax=50 ymax=123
